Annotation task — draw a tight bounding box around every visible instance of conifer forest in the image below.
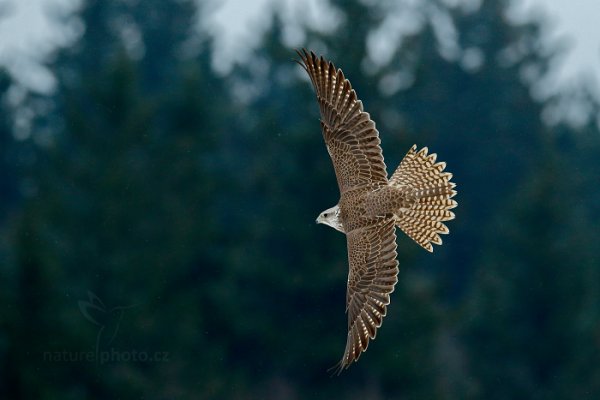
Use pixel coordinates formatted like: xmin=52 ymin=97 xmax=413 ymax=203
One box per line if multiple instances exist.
xmin=1 ymin=0 xmax=600 ymax=398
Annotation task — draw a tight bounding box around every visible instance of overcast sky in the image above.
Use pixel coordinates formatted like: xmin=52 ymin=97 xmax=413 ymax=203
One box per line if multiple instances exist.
xmin=0 ymin=0 xmax=599 ymax=96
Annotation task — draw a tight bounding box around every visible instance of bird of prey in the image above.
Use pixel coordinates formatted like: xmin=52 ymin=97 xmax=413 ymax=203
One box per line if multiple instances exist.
xmin=296 ymin=49 xmax=457 ymax=374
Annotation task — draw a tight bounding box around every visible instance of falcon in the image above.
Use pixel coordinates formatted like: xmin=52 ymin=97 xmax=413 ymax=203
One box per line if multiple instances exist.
xmin=296 ymin=49 xmax=458 ymax=374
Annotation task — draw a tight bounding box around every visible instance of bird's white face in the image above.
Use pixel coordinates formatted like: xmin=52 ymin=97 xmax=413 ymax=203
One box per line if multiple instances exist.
xmin=316 ymin=205 xmax=344 ymax=233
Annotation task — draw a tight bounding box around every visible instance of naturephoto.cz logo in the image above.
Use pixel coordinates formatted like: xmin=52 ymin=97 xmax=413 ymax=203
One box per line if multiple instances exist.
xmin=43 ymin=291 xmax=169 ymax=364
xmin=43 ymin=348 xmax=169 ymax=364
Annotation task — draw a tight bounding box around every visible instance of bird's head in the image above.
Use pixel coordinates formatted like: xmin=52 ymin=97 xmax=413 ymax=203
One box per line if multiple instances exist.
xmin=316 ymin=205 xmax=345 ymax=233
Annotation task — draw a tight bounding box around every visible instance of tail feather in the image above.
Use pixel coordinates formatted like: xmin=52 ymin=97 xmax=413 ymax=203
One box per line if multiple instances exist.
xmin=391 ymin=145 xmax=457 ymax=252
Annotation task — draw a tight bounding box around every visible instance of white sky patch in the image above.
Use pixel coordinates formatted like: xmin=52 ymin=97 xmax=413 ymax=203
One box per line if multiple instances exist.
xmin=0 ymin=0 xmax=81 ymax=93
xmin=205 ymin=0 xmax=271 ymax=74
xmin=514 ymin=0 xmax=600 ymax=97
xmin=207 ymin=0 xmax=339 ymax=74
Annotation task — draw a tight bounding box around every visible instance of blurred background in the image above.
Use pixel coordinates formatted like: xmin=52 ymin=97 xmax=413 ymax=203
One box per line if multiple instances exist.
xmin=1 ymin=0 xmax=600 ymax=398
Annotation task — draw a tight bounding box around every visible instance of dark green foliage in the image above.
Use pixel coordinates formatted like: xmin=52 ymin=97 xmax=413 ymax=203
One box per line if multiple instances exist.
xmin=1 ymin=0 xmax=599 ymax=398
xmin=465 ymin=148 xmax=600 ymax=400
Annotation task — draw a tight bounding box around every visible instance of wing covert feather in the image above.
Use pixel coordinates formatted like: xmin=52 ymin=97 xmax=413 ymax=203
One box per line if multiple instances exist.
xmin=332 ymin=218 xmax=399 ymax=373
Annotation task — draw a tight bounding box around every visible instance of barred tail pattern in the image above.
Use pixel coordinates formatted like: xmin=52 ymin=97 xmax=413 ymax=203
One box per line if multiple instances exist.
xmin=391 ymin=145 xmax=457 ymax=252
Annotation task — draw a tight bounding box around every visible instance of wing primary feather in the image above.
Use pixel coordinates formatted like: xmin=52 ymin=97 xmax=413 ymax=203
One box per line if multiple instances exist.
xmin=296 ymin=48 xmax=389 ymax=194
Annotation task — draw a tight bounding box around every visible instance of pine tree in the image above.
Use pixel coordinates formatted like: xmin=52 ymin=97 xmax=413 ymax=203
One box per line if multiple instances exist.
xmin=0 ymin=70 xmax=15 ymax=222
xmin=464 ymin=144 xmax=600 ymax=399
xmin=7 ymin=0 xmax=231 ymax=396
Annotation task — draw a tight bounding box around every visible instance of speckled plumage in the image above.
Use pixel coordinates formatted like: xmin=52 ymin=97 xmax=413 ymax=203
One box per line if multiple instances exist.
xmin=297 ymin=49 xmax=457 ymax=374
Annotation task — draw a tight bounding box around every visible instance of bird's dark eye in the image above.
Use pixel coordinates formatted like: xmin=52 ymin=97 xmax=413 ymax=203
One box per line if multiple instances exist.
xmin=324 ymin=213 xmax=329 ymax=217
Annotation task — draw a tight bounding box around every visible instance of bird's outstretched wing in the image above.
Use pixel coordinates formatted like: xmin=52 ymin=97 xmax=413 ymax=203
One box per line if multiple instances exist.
xmin=330 ymin=218 xmax=399 ymax=374
xmin=296 ymin=49 xmax=388 ymax=194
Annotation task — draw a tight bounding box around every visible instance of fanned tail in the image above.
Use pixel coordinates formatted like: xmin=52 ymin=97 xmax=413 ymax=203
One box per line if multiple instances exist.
xmin=391 ymin=145 xmax=457 ymax=252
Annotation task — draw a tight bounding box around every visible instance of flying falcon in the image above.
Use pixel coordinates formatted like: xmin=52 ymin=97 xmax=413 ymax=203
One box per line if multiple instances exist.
xmin=296 ymin=49 xmax=458 ymax=374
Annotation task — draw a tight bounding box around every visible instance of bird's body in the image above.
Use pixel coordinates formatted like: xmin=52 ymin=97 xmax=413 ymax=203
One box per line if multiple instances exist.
xmin=298 ymin=49 xmax=457 ymax=374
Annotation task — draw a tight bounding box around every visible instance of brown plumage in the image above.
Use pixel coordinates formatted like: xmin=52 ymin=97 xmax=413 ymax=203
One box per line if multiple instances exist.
xmin=296 ymin=49 xmax=457 ymax=374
